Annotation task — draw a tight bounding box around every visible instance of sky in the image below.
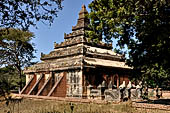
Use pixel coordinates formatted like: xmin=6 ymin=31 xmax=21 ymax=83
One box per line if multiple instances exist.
xmin=30 ymin=0 xmax=93 ymax=62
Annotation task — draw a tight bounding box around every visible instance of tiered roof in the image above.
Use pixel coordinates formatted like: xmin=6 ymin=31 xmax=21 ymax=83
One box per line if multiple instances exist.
xmin=24 ymin=5 xmax=130 ymax=74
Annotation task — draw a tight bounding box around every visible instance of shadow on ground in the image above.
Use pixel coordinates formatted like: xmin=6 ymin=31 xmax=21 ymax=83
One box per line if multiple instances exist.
xmin=137 ymin=99 xmax=170 ymax=105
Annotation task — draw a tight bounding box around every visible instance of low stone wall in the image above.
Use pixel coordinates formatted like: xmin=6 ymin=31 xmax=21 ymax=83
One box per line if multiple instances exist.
xmin=132 ymin=102 xmax=170 ymax=111
xmin=104 ymin=88 xmax=168 ymax=102
xmin=104 ymin=88 xmax=143 ymax=101
xmin=162 ymin=91 xmax=170 ymax=99
xmin=104 ymin=89 xmax=120 ymax=102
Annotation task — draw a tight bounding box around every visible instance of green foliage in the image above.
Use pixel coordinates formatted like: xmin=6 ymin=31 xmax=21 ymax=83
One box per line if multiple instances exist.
xmin=0 ymin=0 xmax=63 ymax=30
xmin=0 ymin=28 xmax=36 ymax=89
xmin=0 ymin=66 xmax=25 ymax=113
xmin=0 ymin=66 xmax=19 ymax=97
xmin=88 ymin=0 xmax=170 ymax=87
xmin=0 ymin=28 xmax=36 ymax=68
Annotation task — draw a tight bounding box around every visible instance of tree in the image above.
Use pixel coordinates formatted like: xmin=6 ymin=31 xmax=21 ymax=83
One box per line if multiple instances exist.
xmin=0 ymin=28 xmax=36 ymax=89
xmin=0 ymin=66 xmax=19 ymax=98
xmin=0 ymin=66 xmax=24 ymax=113
xmin=0 ymin=0 xmax=63 ymax=30
xmin=87 ymin=0 xmax=170 ymax=87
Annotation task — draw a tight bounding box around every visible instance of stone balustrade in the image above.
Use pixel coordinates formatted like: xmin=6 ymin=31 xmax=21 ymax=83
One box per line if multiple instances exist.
xmin=87 ymin=81 xmax=163 ymax=102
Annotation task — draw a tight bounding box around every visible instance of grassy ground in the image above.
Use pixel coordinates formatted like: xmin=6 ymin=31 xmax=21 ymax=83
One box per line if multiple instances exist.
xmin=0 ymin=98 xmax=170 ymax=113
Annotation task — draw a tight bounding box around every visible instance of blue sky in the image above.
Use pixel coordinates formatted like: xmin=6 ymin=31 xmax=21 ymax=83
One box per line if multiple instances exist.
xmin=30 ymin=0 xmax=93 ymax=62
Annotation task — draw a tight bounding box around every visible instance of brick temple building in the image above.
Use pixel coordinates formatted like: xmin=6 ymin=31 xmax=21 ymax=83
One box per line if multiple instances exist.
xmin=21 ymin=5 xmax=132 ymax=98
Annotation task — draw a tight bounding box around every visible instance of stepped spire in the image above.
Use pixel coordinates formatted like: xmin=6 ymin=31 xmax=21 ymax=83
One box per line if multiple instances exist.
xmin=79 ymin=5 xmax=88 ymax=19
xmin=72 ymin=5 xmax=89 ymax=31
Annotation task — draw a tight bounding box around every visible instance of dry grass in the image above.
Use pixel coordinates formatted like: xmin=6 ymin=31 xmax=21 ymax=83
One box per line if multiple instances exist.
xmin=0 ymin=99 xmax=169 ymax=113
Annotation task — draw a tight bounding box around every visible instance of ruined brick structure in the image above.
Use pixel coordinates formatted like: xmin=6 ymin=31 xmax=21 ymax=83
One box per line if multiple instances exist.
xmin=21 ymin=5 xmax=132 ymax=99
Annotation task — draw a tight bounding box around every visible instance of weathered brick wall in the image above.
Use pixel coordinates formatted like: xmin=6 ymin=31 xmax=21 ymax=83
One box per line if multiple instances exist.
xmin=51 ymin=72 xmax=67 ymax=97
xmin=30 ymin=75 xmax=45 ymax=95
xmin=162 ymin=91 xmax=170 ymax=98
xmin=37 ymin=75 xmax=45 ymax=92
xmin=40 ymin=77 xmax=53 ymax=96
xmin=124 ymin=75 xmax=130 ymax=86
xmin=22 ymin=75 xmax=36 ymax=94
xmin=119 ymin=75 xmax=129 ymax=86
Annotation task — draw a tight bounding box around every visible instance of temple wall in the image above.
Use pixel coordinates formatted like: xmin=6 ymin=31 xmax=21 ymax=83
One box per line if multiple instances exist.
xmin=26 ymin=74 xmax=34 ymax=84
xmin=54 ymin=73 xmax=61 ymax=82
xmin=85 ymin=45 xmax=118 ymax=56
xmin=39 ymin=75 xmax=53 ymax=96
xmin=23 ymin=75 xmax=36 ymax=94
xmin=66 ymin=70 xmax=83 ymax=97
xmin=119 ymin=74 xmax=129 ymax=86
xmin=36 ymin=73 xmax=41 ymax=81
xmin=37 ymin=75 xmax=45 ymax=93
xmin=45 ymin=73 xmax=50 ymax=80
xmin=51 ymin=72 xmax=67 ymax=97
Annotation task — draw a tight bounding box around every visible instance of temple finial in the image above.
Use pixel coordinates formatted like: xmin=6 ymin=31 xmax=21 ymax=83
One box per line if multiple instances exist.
xmin=82 ymin=4 xmax=86 ymax=9
xmin=72 ymin=5 xmax=89 ymax=31
xmin=79 ymin=4 xmax=88 ymax=16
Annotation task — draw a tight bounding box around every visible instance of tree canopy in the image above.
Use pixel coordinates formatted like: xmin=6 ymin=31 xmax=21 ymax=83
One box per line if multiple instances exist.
xmin=0 ymin=0 xmax=63 ymax=93
xmin=0 ymin=0 xmax=63 ymax=30
xmin=88 ymin=0 xmax=170 ymax=87
xmin=0 ymin=28 xmax=36 ymax=89
xmin=0 ymin=66 xmax=19 ymax=97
